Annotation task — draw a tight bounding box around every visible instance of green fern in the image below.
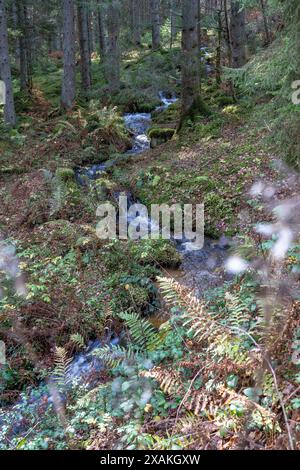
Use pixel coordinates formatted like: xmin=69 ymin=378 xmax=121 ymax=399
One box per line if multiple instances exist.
xmin=53 ymin=346 xmax=72 ymax=389
xmin=224 ymin=292 xmax=252 ymax=331
xmin=92 ymin=344 xmax=137 ymax=368
xmin=70 ymin=333 xmax=85 ymax=350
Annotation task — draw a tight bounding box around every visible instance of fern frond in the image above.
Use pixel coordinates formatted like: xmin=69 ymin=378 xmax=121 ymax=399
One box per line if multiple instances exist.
xmin=92 ymin=344 xmax=137 ymax=368
xmin=158 ymin=277 xmax=257 ymax=368
xmin=224 ymin=292 xmax=252 ymax=330
xmin=118 ymin=311 xmax=167 ymax=351
xmin=158 ymin=276 xmax=233 ymax=345
xmin=70 ymin=333 xmax=85 ymax=350
xmin=53 ymin=346 xmax=72 ymax=388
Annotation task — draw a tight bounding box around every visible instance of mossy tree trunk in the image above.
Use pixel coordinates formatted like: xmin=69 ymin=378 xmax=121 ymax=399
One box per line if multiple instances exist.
xmin=0 ymin=0 xmax=16 ymax=126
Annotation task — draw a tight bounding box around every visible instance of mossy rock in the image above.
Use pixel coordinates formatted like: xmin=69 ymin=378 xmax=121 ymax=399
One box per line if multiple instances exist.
xmin=114 ymin=89 xmax=161 ymax=113
xmin=152 ymin=102 xmax=180 ymax=125
xmin=130 ymin=240 xmax=182 ymax=269
xmin=125 ymin=285 xmax=150 ymax=309
xmin=56 ymin=168 xmax=75 ymax=182
xmin=148 ymin=128 xmax=175 ymax=148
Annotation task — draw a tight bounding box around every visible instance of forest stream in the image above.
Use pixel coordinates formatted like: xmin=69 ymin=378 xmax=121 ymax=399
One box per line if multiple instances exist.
xmin=1 ymin=93 xmax=231 ymax=438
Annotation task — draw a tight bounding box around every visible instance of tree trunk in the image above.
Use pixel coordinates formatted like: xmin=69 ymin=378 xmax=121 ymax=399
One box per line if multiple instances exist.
xmin=0 ymin=0 xmax=16 ymax=126
xmin=197 ymin=0 xmax=202 ymax=50
xmin=170 ymin=0 xmax=177 ymax=48
xmin=151 ymin=0 xmax=160 ymax=50
xmin=231 ymin=0 xmax=246 ymax=68
xmin=97 ymin=0 xmax=106 ymax=59
xmin=260 ymin=0 xmax=270 ymax=45
xmin=131 ymin=0 xmax=141 ymax=45
xmin=16 ymin=0 xmax=32 ymax=93
xmin=224 ymin=0 xmax=233 ymax=66
xmin=11 ymin=0 xmax=20 ymax=60
xmin=216 ymin=8 xmax=222 ymax=84
xmin=77 ymin=2 xmax=92 ymax=92
xmin=106 ymin=0 xmax=120 ymax=93
xmin=61 ymin=0 xmax=76 ymax=110
xmin=180 ymin=0 xmax=208 ymax=128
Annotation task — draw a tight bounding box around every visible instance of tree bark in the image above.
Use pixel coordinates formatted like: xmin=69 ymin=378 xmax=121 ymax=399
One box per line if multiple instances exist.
xmin=131 ymin=0 xmax=141 ymax=45
xmin=106 ymin=0 xmax=120 ymax=93
xmin=151 ymin=0 xmax=160 ymax=50
xmin=77 ymin=1 xmax=92 ymax=92
xmin=97 ymin=0 xmax=106 ymax=59
xmin=216 ymin=8 xmax=222 ymax=84
xmin=260 ymin=0 xmax=270 ymax=45
xmin=197 ymin=0 xmax=202 ymax=51
xmin=224 ymin=0 xmax=233 ymax=66
xmin=231 ymin=0 xmax=246 ymax=68
xmin=0 ymin=0 xmax=16 ymax=126
xmin=180 ymin=0 xmax=207 ymax=127
xmin=170 ymin=0 xmax=177 ymax=48
xmin=61 ymin=0 xmax=76 ymax=110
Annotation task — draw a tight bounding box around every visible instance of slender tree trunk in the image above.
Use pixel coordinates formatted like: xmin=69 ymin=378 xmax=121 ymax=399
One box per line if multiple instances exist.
xmin=0 ymin=0 xmax=16 ymax=126
xmin=216 ymin=9 xmax=222 ymax=84
xmin=87 ymin=8 xmax=93 ymax=55
xmin=260 ymin=0 xmax=270 ymax=45
xmin=151 ymin=0 xmax=160 ymax=50
xmin=11 ymin=0 xmax=20 ymax=60
xmin=77 ymin=2 xmax=92 ymax=92
xmin=170 ymin=0 xmax=177 ymax=48
xmin=180 ymin=0 xmax=207 ymax=128
xmin=61 ymin=0 xmax=76 ymax=110
xmin=16 ymin=0 xmax=32 ymax=93
xmin=106 ymin=0 xmax=120 ymax=93
xmin=231 ymin=0 xmax=246 ymax=68
xmin=224 ymin=0 xmax=233 ymax=66
xmin=98 ymin=0 xmax=106 ymax=59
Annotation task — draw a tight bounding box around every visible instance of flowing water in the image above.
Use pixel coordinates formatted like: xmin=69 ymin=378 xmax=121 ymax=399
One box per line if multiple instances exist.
xmin=1 ymin=92 xmax=230 ymax=438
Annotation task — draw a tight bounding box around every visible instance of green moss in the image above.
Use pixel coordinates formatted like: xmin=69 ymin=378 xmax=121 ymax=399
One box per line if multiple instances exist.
xmin=130 ymin=240 xmax=182 ymax=269
xmin=215 ymin=95 xmax=235 ymax=107
xmin=179 ymin=96 xmax=211 ymax=130
xmin=153 ymin=102 xmax=180 ymax=125
xmin=34 ymin=220 xmax=102 ymax=254
xmin=113 ymin=89 xmax=161 ymax=113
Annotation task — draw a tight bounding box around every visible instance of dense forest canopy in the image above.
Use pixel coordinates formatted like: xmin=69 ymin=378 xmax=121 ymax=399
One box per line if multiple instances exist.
xmin=0 ymin=0 xmax=299 ymax=454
